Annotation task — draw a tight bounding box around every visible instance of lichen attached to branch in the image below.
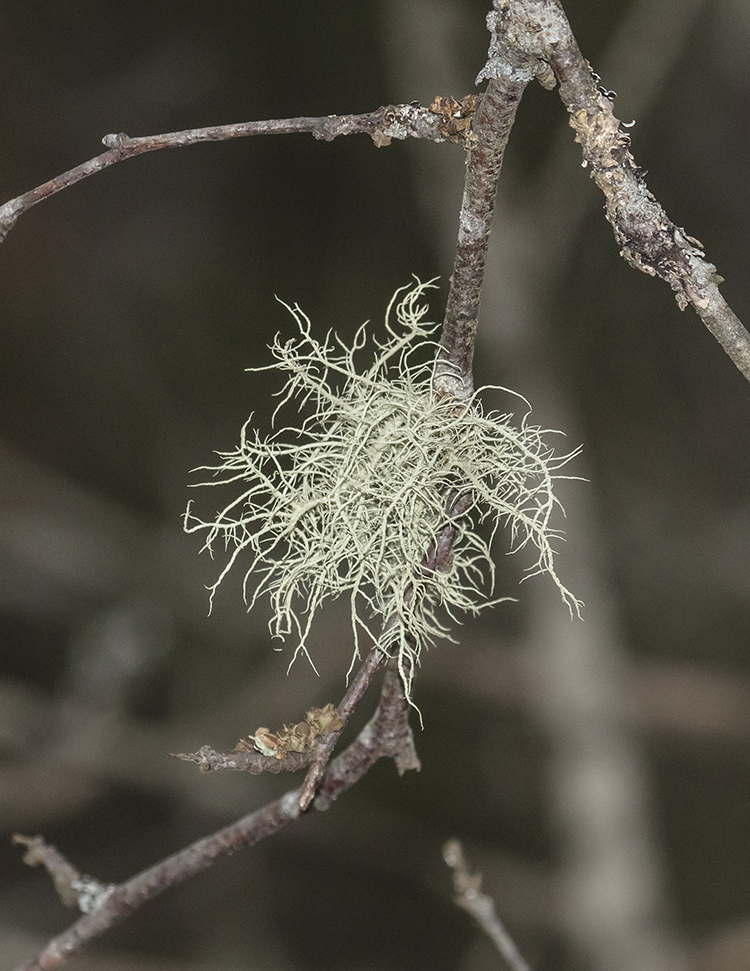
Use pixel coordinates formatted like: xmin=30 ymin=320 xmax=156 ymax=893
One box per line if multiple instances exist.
xmin=185 ymin=279 xmax=580 ymax=704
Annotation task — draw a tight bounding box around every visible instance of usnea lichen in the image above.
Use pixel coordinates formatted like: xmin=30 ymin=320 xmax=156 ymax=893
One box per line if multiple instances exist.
xmin=184 ymin=279 xmax=581 ymax=705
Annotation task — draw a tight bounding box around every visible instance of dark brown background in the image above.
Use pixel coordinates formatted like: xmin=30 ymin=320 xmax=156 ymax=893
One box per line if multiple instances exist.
xmin=2 ymin=2 xmax=750 ymax=969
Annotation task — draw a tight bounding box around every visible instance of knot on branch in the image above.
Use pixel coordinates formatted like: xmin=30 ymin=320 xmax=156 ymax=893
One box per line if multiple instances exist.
xmin=0 ymin=210 xmax=19 ymax=242
xmin=476 ymin=0 xmax=564 ymax=87
xmin=428 ymin=95 xmax=482 ymax=143
xmin=12 ymin=834 xmax=115 ymax=914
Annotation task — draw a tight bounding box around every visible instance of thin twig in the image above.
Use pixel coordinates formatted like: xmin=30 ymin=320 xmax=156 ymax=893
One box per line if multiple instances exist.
xmin=295 ymin=473 xmax=476 ymax=803
xmin=0 ymin=103 xmax=462 ymax=244
xmin=294 ymin=488 xmax=472 ymax=807
xmin=298 ymin=646 xmax=384 ymax=809
xmin=14 ymin=797 xmax=300 ymax=971
xmin=172 ymin=742 xmax=317 ymax=774
xmin=12 ymin=660 xmax=419 ymax=971
xmin=443 ymin=839 xmax=533 ymax=971
xmin=12 ymin=836 xmax=82 ymax=910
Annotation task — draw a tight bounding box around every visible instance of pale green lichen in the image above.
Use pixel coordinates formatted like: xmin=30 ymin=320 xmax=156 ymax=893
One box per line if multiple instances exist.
xmin=184 ymin=279 xmax=581 ymax=706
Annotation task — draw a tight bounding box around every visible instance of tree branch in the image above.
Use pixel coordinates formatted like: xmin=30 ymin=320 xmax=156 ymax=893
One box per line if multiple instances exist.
xmin=12 ymin=660 xmax=419 ymax=971
xmin=172 ymin=647 xmax=386 ymax=809
xmin=13 ymin=795 xmax=301 ymax=971
xmin=0 ymin=102 xmax=468 ymax=244
xmin=476 ymin=0 xmax=750 ymax=383
xmin=8 ymin=4 xmax=747 ymax=967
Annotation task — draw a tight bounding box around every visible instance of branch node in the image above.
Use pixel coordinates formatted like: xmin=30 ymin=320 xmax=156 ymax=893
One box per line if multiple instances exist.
xmin=101 ymin=132 xmax=131 ymax=149
xmin=0 ymin=211 xmax=19 ymax=242
xmin=70 ymin=875 xmax=117 ymax=915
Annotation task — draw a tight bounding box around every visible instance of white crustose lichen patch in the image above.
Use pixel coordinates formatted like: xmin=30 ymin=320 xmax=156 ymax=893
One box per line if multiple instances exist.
xmin=184 ymin=279 xmax=581 ymax=707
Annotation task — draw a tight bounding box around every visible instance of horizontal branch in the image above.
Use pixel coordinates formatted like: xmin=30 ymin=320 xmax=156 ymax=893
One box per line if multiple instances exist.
xmin=478 ymin=0 xmax=750 ymax=384
xmin=0 ymin=101 xmax=473 ymax=244
xmin=173 ymin=742 xmax=317 ymax=774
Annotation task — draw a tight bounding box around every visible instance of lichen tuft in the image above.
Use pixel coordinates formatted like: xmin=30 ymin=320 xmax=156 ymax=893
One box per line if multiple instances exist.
xmin=184 ymin=279 xmax=581 ymax=707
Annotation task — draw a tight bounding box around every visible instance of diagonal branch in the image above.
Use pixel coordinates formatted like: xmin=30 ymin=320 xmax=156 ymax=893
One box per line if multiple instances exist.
xmin=297 ymin=645 xmax=384 ymax=810
xmin=476 ymin=0 xmax=750 ymax=384
xmin=13 ymin=795 xmax=301 ymax=971
xmin=12 ymin=661 xmax=419 ymax=971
